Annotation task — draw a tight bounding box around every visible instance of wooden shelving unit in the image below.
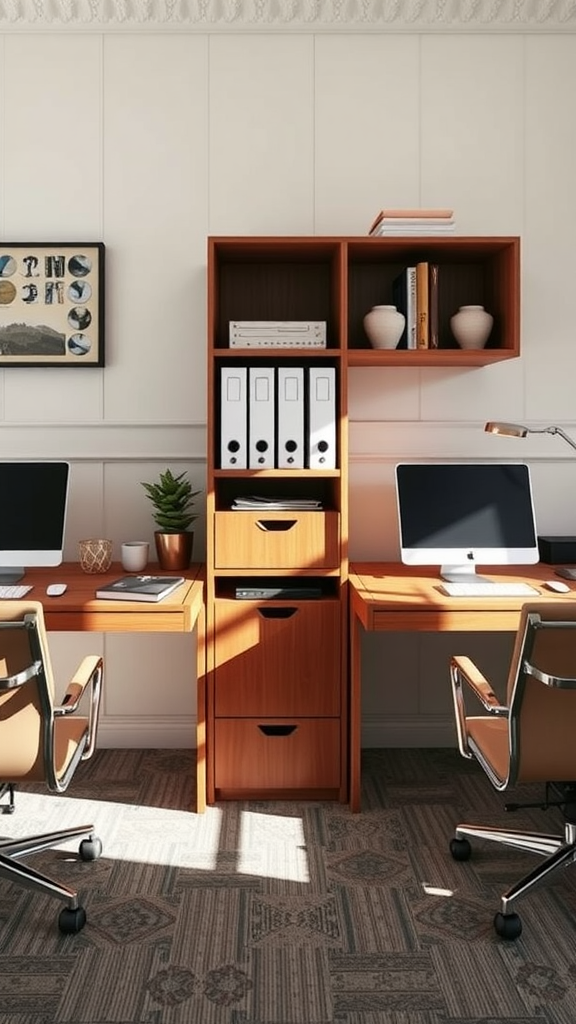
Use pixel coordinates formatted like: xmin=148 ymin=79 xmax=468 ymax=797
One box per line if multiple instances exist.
xmin=203 ymin=233 xmax=520 ymax=805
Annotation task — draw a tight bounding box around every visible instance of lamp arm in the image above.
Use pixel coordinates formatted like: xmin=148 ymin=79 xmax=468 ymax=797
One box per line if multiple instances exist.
xmin=547 ymin=426 xmax=576 ymax=453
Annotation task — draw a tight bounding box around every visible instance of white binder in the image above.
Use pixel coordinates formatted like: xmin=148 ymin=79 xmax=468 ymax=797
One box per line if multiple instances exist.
xmin=308 ymin=366 xmax=336 ymax=469
xmin=277 ymin=366 xmax=305 ymax=469
xmin=248 ymin=366 xmax=275 ymax=469
xmin=220 ymin=366 xmax=247 ymax=469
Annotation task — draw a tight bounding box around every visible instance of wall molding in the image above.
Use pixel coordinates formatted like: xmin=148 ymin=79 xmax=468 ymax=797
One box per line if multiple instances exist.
xmin=99 ymin=713 xmax=455 ymax=751
xmin=0 ymin=422 xmax=206 ymax=459
xmin=98 ymin=715 xmax=196 ymax=749
xmin=0 ymin=1 xmax=575 ymax=33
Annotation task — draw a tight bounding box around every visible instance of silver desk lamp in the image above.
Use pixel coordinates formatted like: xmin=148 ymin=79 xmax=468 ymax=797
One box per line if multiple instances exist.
xmin=485 ymin=420 xmax=576 ymax=578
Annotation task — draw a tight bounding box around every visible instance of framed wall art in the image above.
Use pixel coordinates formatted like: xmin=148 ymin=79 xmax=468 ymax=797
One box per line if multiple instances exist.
xmin=0 ymin=242 xmax=105 ymax=367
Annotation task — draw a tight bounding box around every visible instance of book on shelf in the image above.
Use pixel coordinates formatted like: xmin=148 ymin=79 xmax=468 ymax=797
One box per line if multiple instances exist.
xmin=428 ymin=263 xmax=440 ymax=349
xmin=232 ymin=495 xmax=323 ymax=511
xmin=95 ymin=575 xmax=186 ymax=602
xmin=416 ymin=262 xmax=429 ymax=349
xmin=368 ymin=208 xmax=454 ymax=234
xmin=370 ymin=221 xmax=455 ymax=237
xmin=392 ymin=266 xmax=417 ymax=349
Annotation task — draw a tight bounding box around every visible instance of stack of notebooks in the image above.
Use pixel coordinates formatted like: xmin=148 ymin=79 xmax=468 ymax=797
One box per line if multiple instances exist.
xmin=231 ymin=495 xmax=323 ymax=511
xmin=368 ymin=208 xmax=455 ymax=237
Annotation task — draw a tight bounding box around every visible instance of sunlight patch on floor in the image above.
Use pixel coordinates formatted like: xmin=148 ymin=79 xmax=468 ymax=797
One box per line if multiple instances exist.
xmin=237 ymin=810 xmax=310 ymax=882
xmin=422 ymin=883 xmax=455 ymax=897
xmin=3 ymin=790 xmax=225 ymax=872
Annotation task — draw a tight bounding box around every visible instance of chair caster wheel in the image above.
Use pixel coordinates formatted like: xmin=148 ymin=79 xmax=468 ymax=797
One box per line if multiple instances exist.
xmin=58 ymin=906 xmax=87 ymax=934
xmin=494 ymin=911 xmax=522 ymax=940
xmin=80 ymin=836 xmax=102 ymax=861
xmin=450 ymin=837 xmax=472 ymax=861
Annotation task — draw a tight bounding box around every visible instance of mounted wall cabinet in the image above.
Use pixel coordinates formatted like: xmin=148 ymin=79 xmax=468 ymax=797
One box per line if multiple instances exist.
xmin=203 ymin=234 xmax=521 ymax=806
xmin=346 ymin=235 xmax=520 ymax=366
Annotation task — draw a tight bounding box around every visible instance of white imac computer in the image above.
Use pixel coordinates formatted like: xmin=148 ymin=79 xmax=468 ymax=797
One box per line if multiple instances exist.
xmin=0 ymin=461 xmax=70 ymax=583
xmin=395 ymin=462 xmax=540 ymax=583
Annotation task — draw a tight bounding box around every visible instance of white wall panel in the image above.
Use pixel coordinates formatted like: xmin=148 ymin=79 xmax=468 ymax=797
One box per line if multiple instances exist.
xmin=208 ymin=35 xmax=314 ymax=235
xmin=2 ymin=34 xmax=105 ymax=421
xmin=524 ymin=36 xmax=576 ymax=420
xmin=102 ymin=34 xmax=208 ymax=423
xmin=314 ymin=34 xmax=420 ymax=235
xmin=104 ymin=632 xmax=195 ymax=719
xmin=3 ymin=34 xmax=103 ymax=236
xmin=348 ymin=366 xmax=421 ymax=422
xmin=419 ymin=359 xmax=525 ymax=421
xmin=420 ymin=35 xmax=524 ymax=234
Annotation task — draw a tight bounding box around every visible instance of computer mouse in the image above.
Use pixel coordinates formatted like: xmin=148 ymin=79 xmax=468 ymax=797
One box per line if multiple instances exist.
xmin=544 ymin=580 xmax=571 ymax=594
xmin=46 ymin=583 xmax=68 ymax=597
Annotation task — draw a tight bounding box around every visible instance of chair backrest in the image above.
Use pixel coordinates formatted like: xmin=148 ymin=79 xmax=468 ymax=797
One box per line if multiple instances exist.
xmin=0 ymin=600 xmax=60 ymax=785
xmin=506 ymin=601 xmax=576 ymax=784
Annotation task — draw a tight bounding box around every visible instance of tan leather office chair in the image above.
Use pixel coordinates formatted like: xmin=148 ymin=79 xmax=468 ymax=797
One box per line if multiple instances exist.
xmin=0 ymin=600 xmax=103 ymax=934
xmin=449 ymin=600 xmax=576 ymax=939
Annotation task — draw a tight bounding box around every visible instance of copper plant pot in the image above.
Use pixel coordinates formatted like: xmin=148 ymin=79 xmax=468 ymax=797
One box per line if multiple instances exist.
xmin=154 ymin=531 xmax=193 ymax=571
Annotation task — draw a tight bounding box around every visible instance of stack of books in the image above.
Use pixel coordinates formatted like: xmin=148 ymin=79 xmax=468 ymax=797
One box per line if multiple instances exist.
xmin=368 ymin=208 xmax=455 ymax=237
xmin=231 ymin=495 xmax=323 ymax=511
xmin=392 ymin=261 xmax=439 ymax=350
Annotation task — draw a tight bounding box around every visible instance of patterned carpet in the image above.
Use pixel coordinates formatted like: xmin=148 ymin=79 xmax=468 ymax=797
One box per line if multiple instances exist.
xmin=2 ymin=747 xmax=576 ymax=1023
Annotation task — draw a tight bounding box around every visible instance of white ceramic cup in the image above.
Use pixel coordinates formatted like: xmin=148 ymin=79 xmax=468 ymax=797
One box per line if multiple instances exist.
xmin=121 ymin=541 xmax=149 ymax=573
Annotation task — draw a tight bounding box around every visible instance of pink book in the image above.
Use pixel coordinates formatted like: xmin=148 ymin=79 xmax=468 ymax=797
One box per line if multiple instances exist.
xmin=369 ymin=208 xmax=453 ymax=233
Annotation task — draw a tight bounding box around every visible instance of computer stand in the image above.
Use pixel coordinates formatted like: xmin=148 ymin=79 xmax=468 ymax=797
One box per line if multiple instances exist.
xmin=0 ymin=568 xmax=25 ymax=584
xmin=440 ymin=565 xmax=492 ymax=584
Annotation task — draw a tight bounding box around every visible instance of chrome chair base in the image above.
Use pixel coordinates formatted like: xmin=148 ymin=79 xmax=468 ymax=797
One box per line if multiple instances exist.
xmin=451 ymin=821 xmax=576 ymax=938
xmin=0 ymin=825 xmax=102 ymax=932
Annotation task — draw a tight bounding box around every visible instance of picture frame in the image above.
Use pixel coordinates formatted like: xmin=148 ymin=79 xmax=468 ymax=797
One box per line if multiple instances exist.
xmin=0 ymin=242 xmax=105 ymax=367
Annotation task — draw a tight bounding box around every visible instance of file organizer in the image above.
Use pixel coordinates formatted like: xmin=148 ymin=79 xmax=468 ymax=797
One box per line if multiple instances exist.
xmin=220 ymin=366 xmax=247 ymax=469
xmin=308 ymin=366 xmax=337 ymax=469
xmin=277 ymin=366 xmax=305 ymax=468
xmin=248 ymin=366 xmax=275 ymax=469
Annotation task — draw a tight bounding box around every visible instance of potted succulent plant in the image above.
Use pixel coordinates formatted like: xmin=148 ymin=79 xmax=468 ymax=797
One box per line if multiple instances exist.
xmin=141 ymin=468 xmax=201 ymax=570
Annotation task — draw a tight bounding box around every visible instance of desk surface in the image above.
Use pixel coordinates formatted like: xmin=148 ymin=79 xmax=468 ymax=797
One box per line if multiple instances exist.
xmin=349 ymin=561 xmax=576 ymax=633
xmin=14 ymin=562 xmax=204 ymax=633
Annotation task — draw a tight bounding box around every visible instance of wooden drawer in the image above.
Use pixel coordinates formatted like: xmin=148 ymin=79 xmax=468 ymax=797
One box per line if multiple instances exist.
xmin=214 ymin=511 xmax=340 ymax=570
xmin=214 ymin=718 xmax=341 ymax=795
xmin=214 ymin=600 xmax=340 ymax=717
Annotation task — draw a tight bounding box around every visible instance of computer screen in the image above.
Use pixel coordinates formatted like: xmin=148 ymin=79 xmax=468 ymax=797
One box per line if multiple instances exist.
xmin=395 ymin=462 xmax=539 ymax=582
xmin=0 ymin=461 xmax=70 ymax=582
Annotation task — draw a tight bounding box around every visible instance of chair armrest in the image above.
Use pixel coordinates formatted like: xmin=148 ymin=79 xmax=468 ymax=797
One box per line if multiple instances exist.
xmin=450 ymin=654 xmax=508 ymax=760
xmin=54 ymin=655 xmax=103 ymax=761
xmin=451 ymin=655 xmax=508 ymax=714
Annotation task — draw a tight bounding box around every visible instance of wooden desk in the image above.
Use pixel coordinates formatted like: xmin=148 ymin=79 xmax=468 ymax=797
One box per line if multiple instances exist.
xmin=348 ymin=562 xmax=576 ymax=812
xmin=19 ymin=562 xmax=207 ymax=811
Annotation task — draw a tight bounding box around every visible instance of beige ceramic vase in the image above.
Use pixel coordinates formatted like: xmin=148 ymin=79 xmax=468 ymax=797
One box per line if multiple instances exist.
xmin=450 ymin=305 xmax=493 ymax=350
xmin=363 ymin=304 xmax=405 ymax=349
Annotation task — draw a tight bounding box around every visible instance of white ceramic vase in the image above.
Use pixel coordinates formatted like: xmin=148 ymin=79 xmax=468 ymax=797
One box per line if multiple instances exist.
xmin=363 ymin=304 xmax=405 ymax=350
xmin=450 ymin=304 xmax=494 ymax=350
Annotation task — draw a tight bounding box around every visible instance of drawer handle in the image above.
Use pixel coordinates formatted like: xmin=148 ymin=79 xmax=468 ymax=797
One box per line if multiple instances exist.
xmin=258 ymin=724 xmax=297 ymax=737
xmin=258 ymin=607 xmax=297 ymax=619
xmin=256 ymin=519 xmax=297 ymax=532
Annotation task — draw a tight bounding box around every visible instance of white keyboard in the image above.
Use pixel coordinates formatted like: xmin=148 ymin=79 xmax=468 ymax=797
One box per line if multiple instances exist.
xmin=0 ymin=584 xmax=33 ymax=599
xmin=441 ymin=582 xmax=540 ymax=598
